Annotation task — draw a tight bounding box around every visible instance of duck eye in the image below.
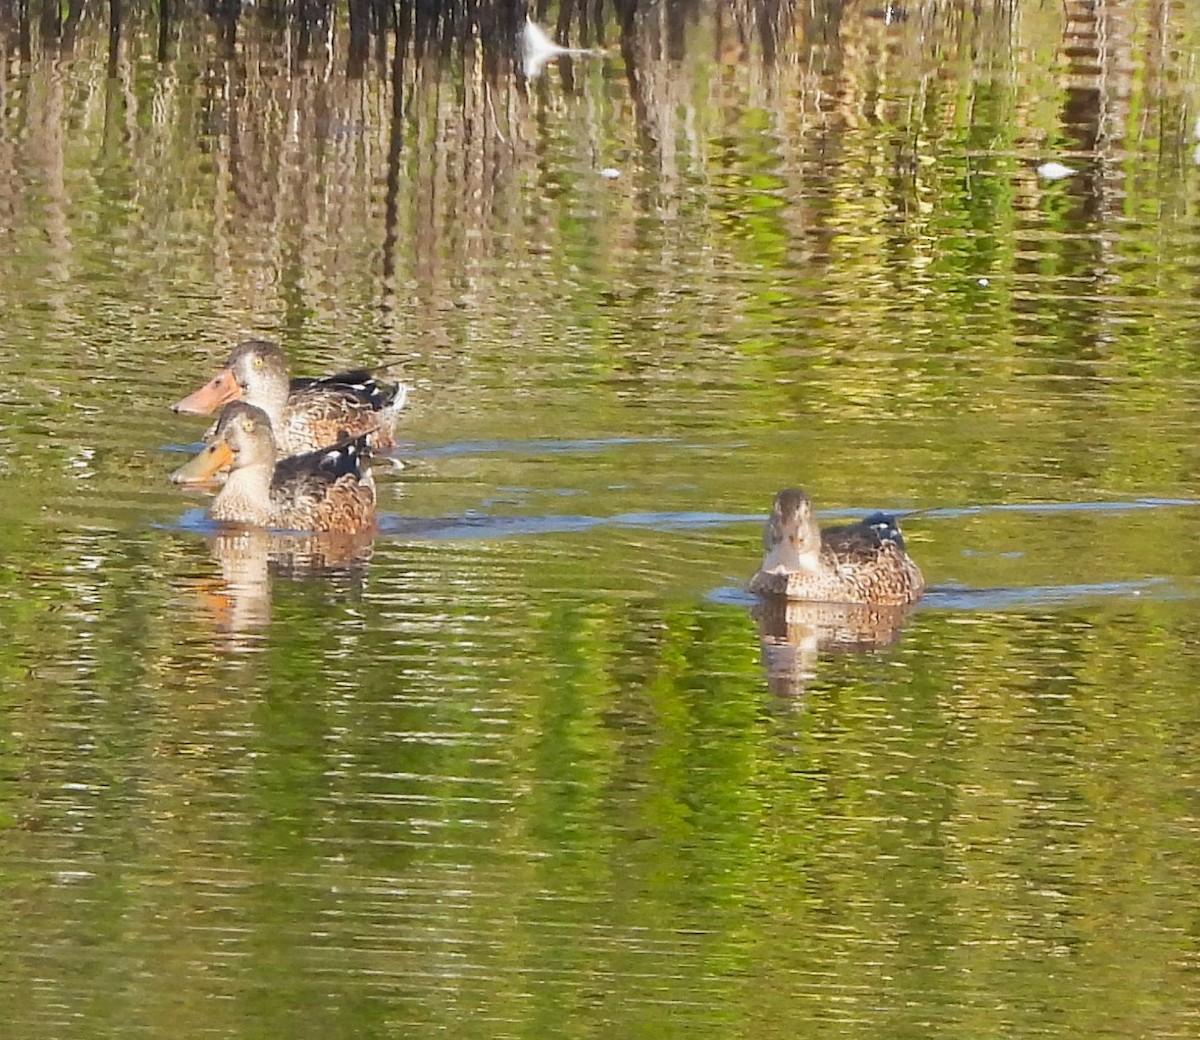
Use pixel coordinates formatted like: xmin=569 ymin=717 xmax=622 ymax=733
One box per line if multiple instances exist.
xmin=253 ymin=357 xmax=264 ymax=369
xmin=242 ymin=419 xmax=256 ymax=433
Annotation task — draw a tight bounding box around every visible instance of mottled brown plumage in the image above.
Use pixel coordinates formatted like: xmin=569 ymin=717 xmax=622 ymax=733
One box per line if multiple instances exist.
xmin=749 ymin=488 xmax=924 ymax=605
xmin=173 ymin=339 xmax=407 ymax=456
xmin=171 ymin=402 xmax=377 ymax=534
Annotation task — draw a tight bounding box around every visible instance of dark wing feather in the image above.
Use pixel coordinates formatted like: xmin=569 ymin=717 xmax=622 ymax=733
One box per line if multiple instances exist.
xmin=272 ymin=434 xmax=372 ymax=488
xmin=860 ymin=512 xmax=906 ymax=550
xmin=289 ymin=370 xmax=403 ymax=410
xmin=821 ymin=513 xmax=905 ymax=566
xmin=266 ymin=435 xmax=375 ymax=532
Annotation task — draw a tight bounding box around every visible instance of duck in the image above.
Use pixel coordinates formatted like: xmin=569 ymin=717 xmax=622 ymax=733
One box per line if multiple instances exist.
xmin=170 ymin=401 xmax=377 ymax=534
xmin=172 ymin=339 xmax=407 ymax=456
xmin=749 ymin=488 xmax=924 ymax=605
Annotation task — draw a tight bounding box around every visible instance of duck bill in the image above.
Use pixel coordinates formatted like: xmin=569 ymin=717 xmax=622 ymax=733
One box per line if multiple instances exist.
xmin=172 ymin=368 xmax=243 ymax=415
xmin=171 ymin=441 xmax=236 ymax=484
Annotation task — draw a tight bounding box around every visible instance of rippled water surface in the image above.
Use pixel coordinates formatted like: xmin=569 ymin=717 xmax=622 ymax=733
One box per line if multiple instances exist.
xmin=4 ymin=1 xmax=1200 ymax=1037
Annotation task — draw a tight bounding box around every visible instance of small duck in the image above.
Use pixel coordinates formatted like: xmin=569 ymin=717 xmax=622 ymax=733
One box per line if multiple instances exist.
xmin=172 ymin=339 xmax=407 ymax=456
xmin=171 ymin=402 xmax=377 ymax=534
xmin=749 ymin=488 xmax=924 ymax=605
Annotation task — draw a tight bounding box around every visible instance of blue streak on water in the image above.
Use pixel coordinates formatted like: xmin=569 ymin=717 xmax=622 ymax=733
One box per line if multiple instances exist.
xmin=163 ymin=507 xmax=1200 ymax=610
xmin=161 ymin=434 xmax=681 ymax=458
xmin=711 ymin=578 xmax=1198 ymax=612
xmin=168 ymin=508 xmax=221 ymax=533
xmin=372 ymin=498 xmax=1200 ymax=539
xmin=165 ymin=497 xmax=1200 ymax=541
xmin=923 ymin=578 xmax=1199 ymax=609
xmin=903 ymin=498 xmax=1200 ymax=519
xmin=374 ymin=511 xmax=759 ymax=538
xmin=393 ymin=436 xmax=681 ymax=458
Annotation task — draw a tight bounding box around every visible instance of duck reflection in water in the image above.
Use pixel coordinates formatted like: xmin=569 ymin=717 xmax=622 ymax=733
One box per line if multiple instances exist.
xmin=750 ymin=488 xmax=924 ymax=698
xmin=192 ymin=527 xmax=375 ymax=636
xmin=754 ymin=598 xmax=916 ymax=699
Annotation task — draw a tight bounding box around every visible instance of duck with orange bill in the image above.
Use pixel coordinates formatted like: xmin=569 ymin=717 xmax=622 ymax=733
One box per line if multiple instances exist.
xmin=173 ymin=339 xmax=407 ymax=457
xmin=171 ymin=401 xmax=377 ymax=534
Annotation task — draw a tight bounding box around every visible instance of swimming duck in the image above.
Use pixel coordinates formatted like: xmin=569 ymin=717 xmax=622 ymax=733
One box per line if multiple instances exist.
xmin=170 ymin=402 xmax=377 ymax=534
xmin=749 ymin=488 xmax=924 ymax=605
xmin=172 ymin=339 xmax=407 ymax=456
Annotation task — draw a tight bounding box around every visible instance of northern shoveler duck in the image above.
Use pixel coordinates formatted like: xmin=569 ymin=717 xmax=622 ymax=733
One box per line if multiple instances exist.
xmin=172 ymin=339 xmax=407 ymax=456
xmin=749 ymin=488 xmax=924 ymax=605
xmin=170 ymin=402 xmax=377 ymax=534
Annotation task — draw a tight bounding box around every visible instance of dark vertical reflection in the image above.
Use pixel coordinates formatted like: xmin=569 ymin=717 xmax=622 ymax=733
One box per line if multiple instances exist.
xmin=208 ymin=0 xmax=238 ymax=59
xmin=40 ymin=0 xmax=62 ymax=44
xmin=615 ymin=0 xmax=654 ymax=154
xmin=1008 ymin=0 xmax=1136 ymax=384
xmin=756 ymin=0 xmax=780 ymax=63
xmin=1047 ymin=0 xmax=1105 ymax=360
xmin=297 ymin=0 xmax=332 ymax=63
xmin=796 ymin=0 xmax=849 ymax=267
xmin=803 ymin=0 xmax=845 ymax=49
xmin=1060 ymin=0 xmax=1102 ymax=223
xmin=553 ymin=0 xmax=580 ymax=94
xmin=108 ymin=0 xmax=122 ymax=78
xmin=480 ymin=0 xmax=522 ymax=79
xmin=373 ymin=0 xmax=391 ymax=66
xmin=0 ymin=0 xmax=18 ymax=54
xmin=382 ymin=0 xmax=412 ymax=288
xmin=665 ymin=0 xmax=688 ymax=61
xmin=62 ymin=0 xmax=85 ymax=50
xmin=157 ymin=0 xmax=172 ymax=62
xmin=555 ymin=0 xmax=576 ymax=44
xmin=17 ymin=0 xmax=30 ymax=62
xmin=348 ymin=0 xmax=370 ymax=76
xmin=103 ymin=13 xmax=126 ymax=161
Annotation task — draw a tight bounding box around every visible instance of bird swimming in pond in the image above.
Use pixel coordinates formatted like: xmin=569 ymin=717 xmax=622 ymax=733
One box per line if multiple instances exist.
xmin=170 ymin=402 xmax=377 ymax=534
xmin=749 ymin=488 xmax=924 ymax=605
xmin=172 ymin=339 xmax=407 ymax=457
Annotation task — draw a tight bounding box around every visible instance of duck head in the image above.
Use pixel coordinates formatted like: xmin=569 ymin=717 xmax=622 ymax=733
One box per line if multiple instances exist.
xmin=171 ymin=402 xmax=277 ymax=483
xmin=759 ymin=487 xmax=822 ymax=574
xmin=172 ymin=340 xmax=290 ymax=419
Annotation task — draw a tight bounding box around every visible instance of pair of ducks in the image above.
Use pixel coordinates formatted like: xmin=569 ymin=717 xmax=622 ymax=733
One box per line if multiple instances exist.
xmin=170 ymin=342 xmax=924 ymax=606
xmin=170 ymin=340 xmax=406 ymax=535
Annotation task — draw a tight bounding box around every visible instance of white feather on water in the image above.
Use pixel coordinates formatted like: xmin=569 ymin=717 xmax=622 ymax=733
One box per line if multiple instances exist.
xmin=521 ymin=18 xmax=600 ymax=79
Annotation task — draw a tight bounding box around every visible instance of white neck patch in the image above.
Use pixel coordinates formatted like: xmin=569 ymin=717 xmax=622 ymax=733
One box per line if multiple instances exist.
xmin=761 ymin=540 xmax=820 ymax=574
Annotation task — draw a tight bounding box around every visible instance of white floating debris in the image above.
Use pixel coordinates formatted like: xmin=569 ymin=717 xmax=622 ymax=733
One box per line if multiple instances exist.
xmin=1037 ymin=161 xmax=1077 ymax=181
xmin=599 ymin=167 xmax=620 ymax=180
xmin=978 ymin=277 xmax=989 ymax=287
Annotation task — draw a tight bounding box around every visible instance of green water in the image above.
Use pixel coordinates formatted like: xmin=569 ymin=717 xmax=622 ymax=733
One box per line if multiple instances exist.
xmin=3 ymin=1 xmax=1200 ymax=1037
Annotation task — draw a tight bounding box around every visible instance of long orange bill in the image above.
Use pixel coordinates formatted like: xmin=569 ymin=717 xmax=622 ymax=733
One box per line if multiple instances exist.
xmin=172 ymin=368 xmax=243 ymax=415
xmin=170 ymin=441 xmax=236 ymax=484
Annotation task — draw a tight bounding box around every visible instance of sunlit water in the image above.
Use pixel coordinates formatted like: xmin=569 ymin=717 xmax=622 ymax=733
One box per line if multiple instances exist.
xmin=3 ymin=2 xmax=1200 ymax=1037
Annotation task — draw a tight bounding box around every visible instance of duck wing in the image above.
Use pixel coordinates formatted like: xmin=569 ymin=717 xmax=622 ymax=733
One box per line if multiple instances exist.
xmin=820 ymin=513 xmax=906 ymax=566
xmin=273 ymin=435 xmax=373 ymax=488
xmin=266 ymin=435 xmax=377 ymax=532
xmin=290 ymin=369 xmax=404 ymax=410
